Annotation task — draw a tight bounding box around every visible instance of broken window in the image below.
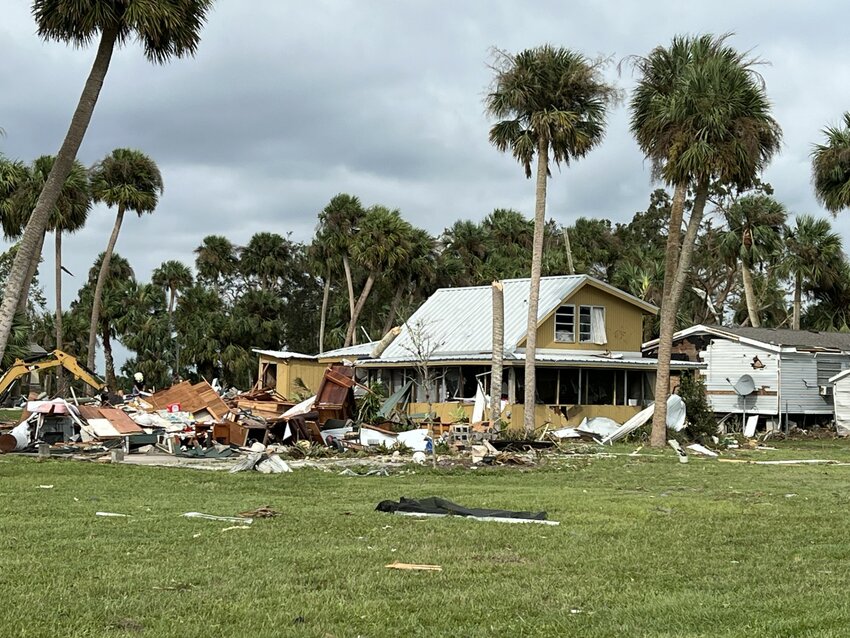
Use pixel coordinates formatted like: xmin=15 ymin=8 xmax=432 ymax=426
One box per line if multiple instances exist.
xmin=579 ymin=306 xmax=607 ymax=344
xmin=817 ymin=358 xmax=844 ymax=386
xmin=557 ymin=369 xmax=579 ymax=404
xmin=536 ymin=369 xmax=559 ymax=404
xmin=461 ymin=366 xmax=488 ymax=398
xmin=583 ymin=368 xmax=615 ymax=405
xmin=261 ymin=362 xmax=277 ymax=389
xmin=555 ymin=305 xmax=575 ymax=342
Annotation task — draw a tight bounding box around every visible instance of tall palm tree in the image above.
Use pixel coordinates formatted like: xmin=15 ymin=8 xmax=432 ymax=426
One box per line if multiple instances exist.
xmin=784 ymin=214 xmax=844 ymax=330
xmin=629 ymin=34 xmax=781 ymax=446
xmin=0 ymin=156 xmax=90 ymax=328
xmin=87 ymin=148 xmax=163 ymax=372
xmin=719 ymin=195 xmax=786 ymax=327
xmin=317 ymin=194 xmax=365 ymax=340
xmin=346 ymin=206 xmax=413 ymax=346
xmin=380 ymin=226 xmax=437 ymax=335
xmin=486 ymin=45 xmax=616 ymax=433
xmin=0 ymin=0 xmax=212 ymax=366
xmin=812 ymin=112 xmax=850 ymax=214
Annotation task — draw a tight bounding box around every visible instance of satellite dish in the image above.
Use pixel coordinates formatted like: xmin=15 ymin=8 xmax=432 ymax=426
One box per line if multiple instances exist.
xmin=733 ymin=374 xmax=756 ymax=396
xmin=666 ymin=394 xmax=687 ymax=431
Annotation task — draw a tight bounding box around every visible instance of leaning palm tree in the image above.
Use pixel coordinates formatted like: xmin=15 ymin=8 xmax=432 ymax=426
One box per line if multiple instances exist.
xmin=629 ymin=34 xmax=781 ymax=446
xmin=812 ymin=112 xmax=850 ymax=214
xmin=87 ymin=148 xmax=163 ymax=372
xmin=346 ymin=206 xmax=413 ymax=346
xmin=486 ymin=45 xmax=617 ymax=434
xmin=718 ymin=195 xmax=786 ymax=327
xmin=784 ymin=214 xmax=844 ymax=329
xmin=0 ymin=0 xmax=212 ymax=367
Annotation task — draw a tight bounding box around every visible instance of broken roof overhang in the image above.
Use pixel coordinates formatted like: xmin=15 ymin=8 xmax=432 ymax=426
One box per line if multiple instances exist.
xmin=642 ymin=324 xmax=850 ymax=354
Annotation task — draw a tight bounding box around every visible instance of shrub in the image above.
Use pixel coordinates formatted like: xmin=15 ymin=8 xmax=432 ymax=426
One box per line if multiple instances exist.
xmin=678 ymin=372 xmax=717 ymax=442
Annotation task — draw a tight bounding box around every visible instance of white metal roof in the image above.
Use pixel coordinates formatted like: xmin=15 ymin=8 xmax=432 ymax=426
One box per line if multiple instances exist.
xmin=253 ymin=349 xmax=316 ymax=361
xmin=358 ymin=350 xmax=702 ymax=369
xmin=381 ymin=275 xmax=655 ymax=360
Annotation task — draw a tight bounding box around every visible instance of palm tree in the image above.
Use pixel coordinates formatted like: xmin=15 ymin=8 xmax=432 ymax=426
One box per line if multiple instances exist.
xmin=346 ymin=206 xmax=413 ymax=346
xmin=719 ymin=195 xmax=786 ymax=327
xmin=151 ymin=259 xmax=193 ymax=378
xmin=0 ymin=156 xmax=90 ymax=327
xmin=87 ymin=148 xmax=163 ymax=372
xmin=381 ymin=226 xmax=437 ymax=336
xmin=239 ymin=232 xmax=292 ymax=293
xmin=784 ymin=214 xmax=844 ymax=329
xmin=194 ymin=234 xmax=238 ymax=297
xmin=486 ymin=45 xmax=616 ymax=433
xmin=76 ymin=252 xmax=135 ymax=388
xmin=317 ymin=194 xmax=366 ymax=339
xmin=812 ymin=113 xmax=850 ymax=214
xmin=0 ymin=0 xmax=212 ymax=366
xmin=629 ymin=34 xmax=781 ymax=446
xmin=308 ymin=229 xmax=336 ymax=353
xmin=438 ymin=220 xmax=489 ymax=287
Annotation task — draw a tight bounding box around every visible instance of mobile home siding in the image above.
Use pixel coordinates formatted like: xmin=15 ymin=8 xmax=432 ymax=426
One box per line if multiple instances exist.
xmin=700 ymin=339 xmax=779 ymax=415
xmin=779 ymin=353 xmax=843 ymax=415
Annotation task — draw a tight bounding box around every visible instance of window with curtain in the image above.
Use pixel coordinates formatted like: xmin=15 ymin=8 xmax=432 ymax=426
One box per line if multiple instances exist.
xmin=554 ymin=305 xmax=575 ymax=342
xmin=579 ymin=306 xmax=607 ymax=344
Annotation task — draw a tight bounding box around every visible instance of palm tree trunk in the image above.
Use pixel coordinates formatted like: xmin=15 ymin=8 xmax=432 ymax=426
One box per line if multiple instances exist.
xmin=101 ymin=318 xmax=116 ymax=390
xmin=55 ymin=231 xmax=66 ymax=395
xmin=648 ymin=182 xmax=687 ymax=447
xmin=741 ymin=263 xmax=760 ymax=327
xmin=563 ymin=227 xmax=575 ymax=275
xmin=342 ymin=254 xmax=356 ymax=345
xmin=346 ymin=272 xmax=376 ymax=346
xmin=0 ymin=25 xmax=118 ymax=367
xmin=382 ymin=285 xmax=405 ymax=336
xmin=17 ymin=231 xmax=46 ymax=317
xmin=793 ymin=271 xmax=802 ymax=330
xmin=87 ymin=204 xmax=125 ymax=372
xmin=319 ymin=266 xmax=330 ymax=353
xmin=523 ymin=137 xmax=549 ymax=435
xmin=491 ymin=280 xmax=504 ymax=426
xmin=650 ymin=178 xmax=710 ymax=447
xmin=168 ymin=287 xmax=177 ymax=380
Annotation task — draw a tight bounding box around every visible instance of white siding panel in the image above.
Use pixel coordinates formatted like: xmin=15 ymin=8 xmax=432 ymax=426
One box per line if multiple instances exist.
xmin=779 ymin=353 xmax=838 ymax=415
xmin=700 ymin=339 xmax=779 ymax=415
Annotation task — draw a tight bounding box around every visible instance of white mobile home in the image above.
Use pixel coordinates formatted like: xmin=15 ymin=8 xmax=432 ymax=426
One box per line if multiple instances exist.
xmin=643 ymin=325 xmax=850 ymax=422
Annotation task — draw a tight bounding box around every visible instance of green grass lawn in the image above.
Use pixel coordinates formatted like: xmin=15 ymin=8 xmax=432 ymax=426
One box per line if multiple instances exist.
xmin=3 ymin=442 xmax=850 ymax=637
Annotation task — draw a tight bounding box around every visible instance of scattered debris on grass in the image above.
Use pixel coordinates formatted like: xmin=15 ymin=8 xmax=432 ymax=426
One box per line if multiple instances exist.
xmin=182 ymin=512 xmax=253 ymax=524
xmin=385 ymin=562 xmax=442 ymax=572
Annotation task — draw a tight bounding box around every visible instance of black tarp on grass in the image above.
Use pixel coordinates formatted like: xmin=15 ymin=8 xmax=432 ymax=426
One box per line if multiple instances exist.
xmin=376 ymin=496 xmax=547 ymax=520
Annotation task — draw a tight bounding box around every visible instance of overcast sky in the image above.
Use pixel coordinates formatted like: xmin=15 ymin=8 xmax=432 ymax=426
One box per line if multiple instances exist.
xmin=1 ymin=0 xmax=849 ymax=314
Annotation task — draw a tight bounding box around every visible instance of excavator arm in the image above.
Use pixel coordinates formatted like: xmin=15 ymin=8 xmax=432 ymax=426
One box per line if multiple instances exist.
xmin=0 ymin=350 xmax=105 ymax=398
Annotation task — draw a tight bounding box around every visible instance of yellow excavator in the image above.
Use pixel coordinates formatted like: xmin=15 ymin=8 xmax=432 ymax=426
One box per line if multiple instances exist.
xmin=0 ymin=349 xmax=105 ymax=399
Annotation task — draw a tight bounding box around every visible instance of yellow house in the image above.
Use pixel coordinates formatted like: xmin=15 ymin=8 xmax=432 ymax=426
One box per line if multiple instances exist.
xmin=353 ymin=275 xmax=700 ymax=429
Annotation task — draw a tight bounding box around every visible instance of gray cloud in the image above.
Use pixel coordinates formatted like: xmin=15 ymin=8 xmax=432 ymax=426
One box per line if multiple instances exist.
xmin=1 ymin=0 xmax=849 ymax=324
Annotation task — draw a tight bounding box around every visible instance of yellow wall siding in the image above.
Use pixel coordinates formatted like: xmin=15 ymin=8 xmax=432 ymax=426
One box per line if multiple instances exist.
xmin=257 ymin=356 xmax=327 ymax=399
xmin=534 ymin=285 xmax=647 ymax=352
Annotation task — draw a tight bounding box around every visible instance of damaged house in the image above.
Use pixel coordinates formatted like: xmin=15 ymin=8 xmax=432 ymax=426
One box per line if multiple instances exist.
xmin=346 ymin=275 xmax=700 ymax=428
xmin=642 ymin=324 xmax=850 ymax=429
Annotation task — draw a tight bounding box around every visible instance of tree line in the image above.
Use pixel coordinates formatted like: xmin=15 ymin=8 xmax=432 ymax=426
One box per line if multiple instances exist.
xmin=3 ymin=4 xmax=850 ymax=448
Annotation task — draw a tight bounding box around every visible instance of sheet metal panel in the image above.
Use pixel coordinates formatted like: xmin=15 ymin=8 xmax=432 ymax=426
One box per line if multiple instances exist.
xmin=779 ymin=353 xmax=841 ymax=415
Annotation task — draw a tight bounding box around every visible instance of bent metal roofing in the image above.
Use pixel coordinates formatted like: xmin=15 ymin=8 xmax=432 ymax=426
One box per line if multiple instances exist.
xmin=380 ymin=275 xmax=657 ymax=360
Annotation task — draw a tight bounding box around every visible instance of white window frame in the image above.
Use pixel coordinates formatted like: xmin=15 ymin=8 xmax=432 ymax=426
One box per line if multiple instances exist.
xmin=579 ymin=305 xmax=606 ymax=343
xmin=554 ymin=304 xmax=575 ymax=343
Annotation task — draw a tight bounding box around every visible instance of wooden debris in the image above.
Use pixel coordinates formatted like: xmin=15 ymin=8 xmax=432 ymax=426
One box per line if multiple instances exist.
xmin=385 ymin=561 xmax=443 ymax=572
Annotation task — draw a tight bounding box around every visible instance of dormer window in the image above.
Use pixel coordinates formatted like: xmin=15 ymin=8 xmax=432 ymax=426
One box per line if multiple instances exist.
xmin=554 ymin=305 xmax=575 ymax=342
xmin=580 ymin=305 xmax=607 ymax=344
